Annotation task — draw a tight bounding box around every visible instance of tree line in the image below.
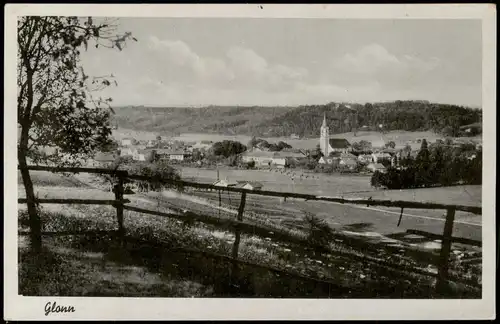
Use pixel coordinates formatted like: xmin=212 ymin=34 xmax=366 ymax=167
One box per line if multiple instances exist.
xmin=111 ymin=101 xmax=481 ymax=139
xmin=254 ymin=101 xmax=481 ymax=138
xmin=371 ymin=139 xmax=482 ymax=190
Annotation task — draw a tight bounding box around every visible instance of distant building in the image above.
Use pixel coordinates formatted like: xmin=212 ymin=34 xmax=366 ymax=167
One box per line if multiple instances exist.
xmin=191 ymin=142 xmax=213 ymax=151
xmin=155 ymin=149 xmax=190 ymax=161
xmin=120 ymin=147 xmax=137 ymax=157
xmin=340 ymin=152 xmax=357 ymax=161
xmin=371 ymin=152 xmax=392 ymax=164
xmin=93 ymin=152 xmax=116 ymax=166
xmin=169 ymin=152 xmax=189 ymax=161
xmin=274 ymin=151 xmax=307 ymax=166
xmin=318 ymin=156 xmax=337 ymax=165
xmin=146 ymin=139 xmax=158 ymax=148
xmin=319 ymin=113 xmax=351 ymax=155
xmin=459 ymin=122 xmax=482 ymax=136
xmin=121 ymin=137 xmax=135 ymax=147
xmin=339 ymin=158 xmax=357 ymax=170
xmin=357 ymin=154 xmax=373 ymax=164
xmin=235 ymin=181 xmax=263 ymax=191
xmin=241 ymin=151 xmax=276 ymax=167
xmin=290 ymin=134 xmax=300 ymax=140
xmin=213 ymin=179 xmax=238 ymax=187
xmin=133 ymin=149 xmax=156 ymax=162
xmin=366 ymin=163 xmax=387 ymax=173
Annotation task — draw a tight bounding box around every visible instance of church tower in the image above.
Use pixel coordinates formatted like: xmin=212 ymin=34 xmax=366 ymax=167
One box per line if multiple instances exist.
xmin=320 ymin=112 xmax=330 ymax=157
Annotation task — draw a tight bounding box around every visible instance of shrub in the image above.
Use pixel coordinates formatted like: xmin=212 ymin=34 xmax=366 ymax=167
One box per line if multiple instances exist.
xmin=303 ymin=212 xmax=334 ymax=248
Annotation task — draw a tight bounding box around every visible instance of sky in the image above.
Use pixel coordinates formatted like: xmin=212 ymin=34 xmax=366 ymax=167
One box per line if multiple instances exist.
xmin=80 ymin=18 xmax=482 ymax=108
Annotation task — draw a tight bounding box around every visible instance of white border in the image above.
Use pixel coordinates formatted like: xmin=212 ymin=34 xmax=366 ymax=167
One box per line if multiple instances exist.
xmin=4 ymin=4 xmax=496 ymax=320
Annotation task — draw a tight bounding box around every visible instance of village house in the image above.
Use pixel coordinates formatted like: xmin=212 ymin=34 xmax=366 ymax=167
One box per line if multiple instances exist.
xmin=133 ymin=150 xmax=146 ymax=161
xmin=190 ymin=141 xmax=213 ymax=152
xmin=339 ymin=158 xmax=358 ymax=170
xmin=152 ymin=149 xmax=189 ymax=161
xmin=213 ymin=179 xmax=239 ymax=187
xmin=240 ymin=151 xmax=276 ymax=167
xmin=340 ymin=152 xmax=357 ymax=161
xmin=366 ymin=163 xmax=387 ymax=173
xmin=318 ymin=156 xmax=334 ymax=165
xmin=146 ymin=139 xmax=158 ymax=148
xmin=371 ymin=152 xmax=392 ymax=164
xmin=357 ymin=154 xmax=373 ymax=164
xmin=93 ymin=152 xmax=116 ymax=167
xmin=133 ymin=149 xmax=157 ymax=162
xmin=275 ymin=151 xmax=307 ymax=166
xmin=235 ymin=181 xmax=263 ymax=191
xmin=121 ymin=137 xmax=135 ymax=147
xmin=290 ymin=134 xmax=300 ymax=140
xmin=120 ymin=147 xmax=137 ymax=157
xmin=169 ymin=151 xmax=190 ymax=161
xmin=459 ymin=122 xmax=482 ymax=136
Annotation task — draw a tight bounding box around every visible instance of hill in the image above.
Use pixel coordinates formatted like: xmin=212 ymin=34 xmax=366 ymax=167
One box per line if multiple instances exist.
xmin=111 ymin=105 xmax=294 ymax=137
xmin=111 ymin=101 xmax=482 ymax=138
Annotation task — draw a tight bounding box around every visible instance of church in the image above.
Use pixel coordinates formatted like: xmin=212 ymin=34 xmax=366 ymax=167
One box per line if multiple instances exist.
xmin=319 ymin=113 xmax=351 ymax=156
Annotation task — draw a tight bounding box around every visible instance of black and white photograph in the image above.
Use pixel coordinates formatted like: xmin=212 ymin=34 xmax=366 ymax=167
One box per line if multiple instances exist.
xmin=4 ymin=3 xmax=496 ymax=321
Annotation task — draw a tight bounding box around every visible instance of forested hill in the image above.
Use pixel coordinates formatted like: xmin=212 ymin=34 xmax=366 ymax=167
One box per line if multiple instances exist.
xmin=111 ymin=105 xmax=294 ymax=136
xmin=111 ymin=101 xmax=481 ymax=138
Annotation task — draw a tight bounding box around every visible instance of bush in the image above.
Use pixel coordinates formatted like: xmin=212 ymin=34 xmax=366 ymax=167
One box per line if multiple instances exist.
xmin=246 ymin=160 xmax=256 ymax=169
xmin=303 ymin=212 xmax=334 ymax=248
xmin=370 ymin=144 xmax=482 ymax=189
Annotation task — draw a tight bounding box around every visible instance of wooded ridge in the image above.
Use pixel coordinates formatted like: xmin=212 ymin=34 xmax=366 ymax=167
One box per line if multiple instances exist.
xmin=111 ymin=101 xmax=481 ymax=138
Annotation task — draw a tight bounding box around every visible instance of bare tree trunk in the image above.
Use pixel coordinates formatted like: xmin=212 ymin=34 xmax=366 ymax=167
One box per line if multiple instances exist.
xmin=18 ymin=148 xmax=42 ymax=253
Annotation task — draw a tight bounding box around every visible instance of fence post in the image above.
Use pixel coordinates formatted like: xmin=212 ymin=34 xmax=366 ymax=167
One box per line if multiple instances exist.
xmin=114 ymin=171 xmax=126 ymax=245
xmin=436 ymin=207 xmax=456 ymax=294
xmin=230 ymin=191 xmax=246 ymax=291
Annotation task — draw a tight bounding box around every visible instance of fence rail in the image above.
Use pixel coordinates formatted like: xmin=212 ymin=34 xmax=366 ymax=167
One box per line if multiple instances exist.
xmin=18 ymin=164 xmax=483 ymax=296
xmin=22 ymin=165 xmax=482 ymax=214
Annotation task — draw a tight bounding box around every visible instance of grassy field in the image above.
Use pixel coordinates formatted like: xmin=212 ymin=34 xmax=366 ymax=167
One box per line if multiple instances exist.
xmin=17 ymin=170 xmax=482 ymax=297
xmin=179 ymin=167 xmax=482 ymax=205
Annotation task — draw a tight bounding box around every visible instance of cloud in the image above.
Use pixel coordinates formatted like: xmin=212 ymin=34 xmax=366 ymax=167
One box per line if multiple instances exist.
xmin=330 ymin=44 xmax=441 ymax=86
xmin=80 ymin=37 xmax=478 ymax=107
xmin=145 ymin=37 xmax=308 ymax=91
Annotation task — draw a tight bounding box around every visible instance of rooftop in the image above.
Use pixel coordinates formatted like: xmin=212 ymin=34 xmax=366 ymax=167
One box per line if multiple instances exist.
xmin=368 ymin=163 xmax=386 ymax=169
xmin=329 ymin=138 xmax=351 ymax=148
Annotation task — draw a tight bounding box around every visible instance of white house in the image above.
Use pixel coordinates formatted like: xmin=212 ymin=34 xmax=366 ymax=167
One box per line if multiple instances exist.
xmin=155 ymin=149 xmax=189 ymax=161
xmin=339 ymin=158 xmax=357 ymax=170
xmin=371 ymin=152 xmax=392 ymax=164
xmin=367 ymin=163 xmax=387 ymax=173
xmin=169 ymin=152 xmax=188 ymax=161
xmin=213 ymin=179 xmax=238 ymax=187
xmin=357 ymin=154 xmax=373 ymax=164
xmin=318 ymin=156 xmax=335 ymax=164
xmin=93 ymin=152 xmax=116 ymax=166
xmin=120 ymin=147 xmax=137 ymax=157
xmin=236 ymin=181 xmax=263 ymax=191
xmin=192 ymin=142 xmax=213 ymax=151
xmin=133 ymin=149 xmax=155 ymax=161
xmin=340 ymin=152 xmax=357 ymax=161
xmin=241 ymin=151 xmax=276 ymax=167
xmin=121 ymin=138 xmax=135 ymax=147
xmin=146 ymin=139 xmax=158 ymax=148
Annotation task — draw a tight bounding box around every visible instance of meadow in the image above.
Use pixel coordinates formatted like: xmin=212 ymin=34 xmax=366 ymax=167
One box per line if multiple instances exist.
xmin=17 ymin=169 xmax=482 ymax=297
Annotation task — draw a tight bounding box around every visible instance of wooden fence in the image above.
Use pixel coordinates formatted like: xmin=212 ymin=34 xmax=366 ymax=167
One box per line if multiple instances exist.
xmin=18 ymin=165 xmax=482 ymax=295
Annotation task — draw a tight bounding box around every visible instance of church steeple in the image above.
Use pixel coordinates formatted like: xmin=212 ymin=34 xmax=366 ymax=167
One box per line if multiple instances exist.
xmin=320 ymin=112 xmax=330 ymax=157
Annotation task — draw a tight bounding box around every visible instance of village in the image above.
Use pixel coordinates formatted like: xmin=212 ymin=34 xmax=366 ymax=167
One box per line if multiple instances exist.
xmin=92 ymin=113 xmax=482 ymax=193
